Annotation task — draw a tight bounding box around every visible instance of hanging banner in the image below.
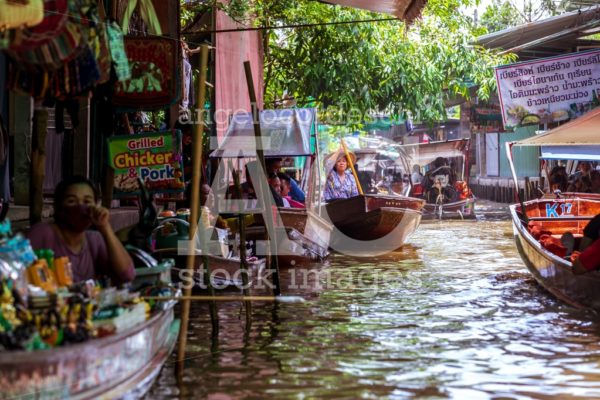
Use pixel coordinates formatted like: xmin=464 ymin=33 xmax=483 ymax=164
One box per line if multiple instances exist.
xmin=107 ymin=130 xmax=185 ymax=197
xmin=495 ymin=50 xmax=600 ymax=129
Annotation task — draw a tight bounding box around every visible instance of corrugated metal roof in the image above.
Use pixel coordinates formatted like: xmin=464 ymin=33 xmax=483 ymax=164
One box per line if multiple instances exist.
xmin=477 ymin=6 xmax=600 ymax=57
xmin=322 ymin=0 xmax=427 ymax=23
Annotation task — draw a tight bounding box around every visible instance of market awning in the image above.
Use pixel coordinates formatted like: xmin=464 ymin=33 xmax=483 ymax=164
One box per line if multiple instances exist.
xmin=321 ymin=0 xmax=427 ymax=23
xmin=209 ymin=108 xmax=316 ymax=158
xmin=514 ymin=107 xmax=600 ymax=146
xmin=400 ymin=139 xmax=469 ymax=167
xmin=513 ymin=107 xmax=600 ymax=160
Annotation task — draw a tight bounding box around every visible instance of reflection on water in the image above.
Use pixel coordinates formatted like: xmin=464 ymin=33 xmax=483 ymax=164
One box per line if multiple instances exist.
xmin=148 ymin=221 xmax=600 ymax=399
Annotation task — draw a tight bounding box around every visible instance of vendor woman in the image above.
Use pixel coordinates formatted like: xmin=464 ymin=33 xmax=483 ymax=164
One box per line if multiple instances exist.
xmin=27 ymin=176 xmax=135 ymax=283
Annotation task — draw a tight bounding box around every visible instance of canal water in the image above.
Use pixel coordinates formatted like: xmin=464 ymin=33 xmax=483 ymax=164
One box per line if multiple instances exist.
xmin=149 ymin=218 xmax=600 ymax=399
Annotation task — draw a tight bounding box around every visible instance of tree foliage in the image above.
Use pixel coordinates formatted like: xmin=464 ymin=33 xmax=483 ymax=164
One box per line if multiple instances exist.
xmin=192 ymin=0 xmax=515 ymax=124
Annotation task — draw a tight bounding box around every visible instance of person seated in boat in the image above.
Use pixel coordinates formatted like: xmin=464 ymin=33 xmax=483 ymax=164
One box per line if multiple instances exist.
xmin=548 ymin=165 xmax=568 ymax=193
xmin=267 ymin=173 xmax=287 ymax=207
xmin=324 ymin=152 xmax=359 ymax=202
xmin=566 ymin=175 xmax=592 ymax=193
xmin=411 ymin=164 xmax=424 ymax=185
xmin=591 ymin=170 xmax=600 ymax=194
xmin=265 ymin=157 xmax=305 ymax=203
xmin=423 ymin=157 xmax=457 ymax=203
xmin=278 ymin=173 xmax=305 ymax=208
xmin=566 ymin=213 xmax=600 ymax=274
xmin=569 ymin=161 xmax=593 ymax=182
xmin=27 ymin=176 xmax=135 ymax=284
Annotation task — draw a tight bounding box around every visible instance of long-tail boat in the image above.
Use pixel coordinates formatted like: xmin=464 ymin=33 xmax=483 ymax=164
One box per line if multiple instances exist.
xmin=510 ymin=196 xmax=600 ymax=309
xmin=403 ymin=139 xmax=476 ymax=220
xmin=321 ymin=141 xmax=425 ymax=254
xmin=0 ymin=271 xmax=179 ymax=399
xmin=507 ymin=107 xmax=600 ymax=309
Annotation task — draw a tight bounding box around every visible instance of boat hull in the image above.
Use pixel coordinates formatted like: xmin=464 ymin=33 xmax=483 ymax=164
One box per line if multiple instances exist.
xmin=250 ymin=208 xmax=333 ymax=266
xmin=153 ymin=249 xmax=267 ymax=289
xmin=325 ymin=195 xmax=424 ymax=253
xmin=0 ymin=303 xmax=179 ymax=400
xmin=510 ymin=201 xmax=600 ymax=310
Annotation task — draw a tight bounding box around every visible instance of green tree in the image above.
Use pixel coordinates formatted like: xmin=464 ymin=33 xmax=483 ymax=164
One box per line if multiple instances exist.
xmin=193 ymin=0 xmax=515 ymax=124
xmin=479 ymin=0 xmax=524 ymax=32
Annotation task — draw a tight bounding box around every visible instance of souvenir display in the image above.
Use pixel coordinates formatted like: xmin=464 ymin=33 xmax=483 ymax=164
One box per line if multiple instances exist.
xmin=0 ymin=219 xmax=176 ymax=352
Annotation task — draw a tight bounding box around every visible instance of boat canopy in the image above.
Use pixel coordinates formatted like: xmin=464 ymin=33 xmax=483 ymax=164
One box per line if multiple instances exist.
xmin=513 ymin=107 xmax=600 ymax=160
xmin=401 ymin=139 xmax=469 ymax=167
xmin=209 ymin=108 xmax=316 ymax=158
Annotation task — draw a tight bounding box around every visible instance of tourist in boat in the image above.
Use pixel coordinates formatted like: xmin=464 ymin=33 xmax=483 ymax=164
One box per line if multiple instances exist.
xmin=411 ymin=164 xmax=424 ymax=185
xmin=324 ymin=152 xmax=359 ymax=202
xmin=27 ymin=176 xmax=135 ymax=284
xmin=548 ymin=165 xmax=568 ymax=193
xmin=278 ymin=173 xmax=305 ymax=208
xmin=569 ymin=161 xmax=593 ymax=182
xmin=570 ymin=213 xmax=600 ymax=274
xmin=423 ymin=157 xmax=457 ymax=203
xmin=591 ymin=170 xmax=600 ymax=194
xmin=266 ymin=157 xmax=305 ymax=202
xmin=267 ymin=173 xmax=287 ymax=207
xmin=567 ymin=175 xmax=592 ymax=193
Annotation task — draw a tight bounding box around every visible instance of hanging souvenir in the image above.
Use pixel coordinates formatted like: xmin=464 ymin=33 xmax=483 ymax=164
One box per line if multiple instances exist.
xmin=112 ymin=0 xmax=181 ymax=111
xmin=0 ymin=0 xmax=44 ymax=30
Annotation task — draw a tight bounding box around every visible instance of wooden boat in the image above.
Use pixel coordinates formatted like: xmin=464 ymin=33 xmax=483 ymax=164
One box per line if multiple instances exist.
xmin=0 ymin=299 xmax=179 ymax=399
xmin=506 ymin=107 xmax=600 ymax=309
xmin=250 ymin=208 xmax=333 ymax=265
xmin=510 ymin=196 xmax=600 ymax=309
xmin=422 ymin=197 xmax=476 ymax=220
xmin=209 ymin=108 xmax=334 ymax=267
xmin=325 ymin=194 xmax=425 ymax=253
xmin=401 ymin=139 xmax=476 ymax=220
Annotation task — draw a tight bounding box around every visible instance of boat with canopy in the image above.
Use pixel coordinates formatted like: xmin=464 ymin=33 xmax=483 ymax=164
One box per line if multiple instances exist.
xmin=209 ymin=108 xmax=333 ymax=266
xmin=507 ymin=107 xmax=600 ymax=310
xmin=322 ymin=137 xmax=425 ymax=255
xmin=403 ymin=139 xmax=476 ymax=220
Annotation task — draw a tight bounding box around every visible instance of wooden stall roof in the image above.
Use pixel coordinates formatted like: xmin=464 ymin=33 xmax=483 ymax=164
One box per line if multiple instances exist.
xmin=321 ymin=0 xmax=428 ymax=23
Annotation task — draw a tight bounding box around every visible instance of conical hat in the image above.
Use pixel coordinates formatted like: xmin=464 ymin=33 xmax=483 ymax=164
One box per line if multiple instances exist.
xmin=324 ymin=148 xmax=357 ymax=172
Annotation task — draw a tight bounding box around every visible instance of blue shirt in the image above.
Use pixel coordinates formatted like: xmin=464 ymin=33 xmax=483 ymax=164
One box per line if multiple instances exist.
xmin=324 ymin=171 xmax=359 ymax=201
xmin=289 ymin=178 xmax=305 ymax=202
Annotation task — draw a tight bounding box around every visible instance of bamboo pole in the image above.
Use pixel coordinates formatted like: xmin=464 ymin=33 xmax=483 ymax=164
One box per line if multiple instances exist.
xmin=177 ymin=44 xmax=213 ymax=365
xmin=243 ymin=61 xmax=281 ymax=296
xmin=341 ymin=138 xmax=363 ymax=195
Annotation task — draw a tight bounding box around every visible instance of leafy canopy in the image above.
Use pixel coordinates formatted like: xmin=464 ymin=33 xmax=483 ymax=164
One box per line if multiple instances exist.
xmin=186 ymin=0 xmax=515 ymax=124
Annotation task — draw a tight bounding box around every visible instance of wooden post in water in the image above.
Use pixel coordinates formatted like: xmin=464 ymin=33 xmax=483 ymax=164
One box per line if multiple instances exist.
xmin=243 ymin=61 xmax=281 ymax=296
xmin=230 ymin=163 xmax=252 ymax=325
xmin=177 ymin=44 xmax=215 ymax=367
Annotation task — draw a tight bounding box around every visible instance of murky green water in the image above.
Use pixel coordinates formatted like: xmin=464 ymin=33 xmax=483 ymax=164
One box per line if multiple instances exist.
xmin=148 ymin=220 xmax=600 ymax=399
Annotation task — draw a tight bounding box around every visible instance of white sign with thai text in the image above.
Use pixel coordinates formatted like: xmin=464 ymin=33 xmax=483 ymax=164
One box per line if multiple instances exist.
xmin=495 ymin=50 xmax=600 ymax=129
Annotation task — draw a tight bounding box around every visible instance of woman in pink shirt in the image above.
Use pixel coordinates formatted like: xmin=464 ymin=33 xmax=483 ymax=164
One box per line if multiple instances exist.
xmin=27 ymin=176 xmax=135 ymax=284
